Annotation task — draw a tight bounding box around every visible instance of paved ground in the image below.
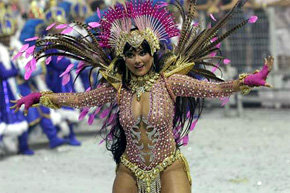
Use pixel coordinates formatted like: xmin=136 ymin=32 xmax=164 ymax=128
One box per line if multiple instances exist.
xmin=0 ymin=108 xmax=289 ymax=193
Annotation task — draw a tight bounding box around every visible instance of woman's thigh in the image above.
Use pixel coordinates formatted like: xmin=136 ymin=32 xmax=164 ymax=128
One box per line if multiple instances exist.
xmin=112 ymin=164 xmax=138 ymax=193
xmin=160 ymin=160 xmax=191 ymax=193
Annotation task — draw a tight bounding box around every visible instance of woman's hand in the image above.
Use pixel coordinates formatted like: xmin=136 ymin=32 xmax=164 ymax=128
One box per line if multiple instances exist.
xmin=243 ymin=56 xmax=274 ymax=88
xmin=10 ymin=93 xmax=42 ymax=115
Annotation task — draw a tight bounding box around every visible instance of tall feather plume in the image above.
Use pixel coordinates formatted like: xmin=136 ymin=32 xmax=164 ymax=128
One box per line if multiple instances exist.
xmin=168 ymin=0 xmax=250 ymax=79
xmin=175 ymin=0 xmax=197 ymax=54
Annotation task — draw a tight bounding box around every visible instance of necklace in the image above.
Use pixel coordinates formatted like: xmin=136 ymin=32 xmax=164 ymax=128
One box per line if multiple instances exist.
xmin=129 ymin=71 xmax=160 ymax=101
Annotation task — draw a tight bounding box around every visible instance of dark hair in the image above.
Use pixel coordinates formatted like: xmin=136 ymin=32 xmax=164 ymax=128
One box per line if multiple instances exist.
xmin=105 ymin=40 xmax=204 ymax=164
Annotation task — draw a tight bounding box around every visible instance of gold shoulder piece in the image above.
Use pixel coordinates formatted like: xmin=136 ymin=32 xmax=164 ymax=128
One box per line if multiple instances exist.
xmin=161 ymin=55 xmax=195 ymax=78
xmin=99 ymin=58 xmax=122 ymax=90
xmin=160 ymin=55 xmax=177 ymax=74
xmin=163 ymin=62 xmax=195 ymax=78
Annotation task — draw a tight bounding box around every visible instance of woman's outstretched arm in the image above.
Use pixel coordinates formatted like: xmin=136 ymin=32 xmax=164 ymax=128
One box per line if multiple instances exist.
xmin=11 ymin=83 xmax=116 ymax=115
xmin=168 ymin=56 xmax=274 ymax=98
xmin=41 ymin=83 xmax=116 ymax=108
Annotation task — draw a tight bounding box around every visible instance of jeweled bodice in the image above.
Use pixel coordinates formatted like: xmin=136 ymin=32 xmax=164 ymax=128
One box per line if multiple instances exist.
xmin=55 ymin=74 xmax=236 ymax=170
xmin=119 ymin=78 xmax=176 ymax=170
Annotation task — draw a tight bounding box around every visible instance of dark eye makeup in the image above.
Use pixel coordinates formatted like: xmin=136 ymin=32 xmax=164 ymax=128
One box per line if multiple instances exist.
xmin=124 ymin=48 xmax=148 ymax=58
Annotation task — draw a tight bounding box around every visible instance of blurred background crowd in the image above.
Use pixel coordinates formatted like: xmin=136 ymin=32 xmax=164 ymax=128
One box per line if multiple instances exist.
xmin=0 ymin=0 xmax=289 ymax=157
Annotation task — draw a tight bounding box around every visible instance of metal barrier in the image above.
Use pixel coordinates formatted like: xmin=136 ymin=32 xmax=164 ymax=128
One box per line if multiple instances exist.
xmin=199 ymin=7 xmax=290 ymax=114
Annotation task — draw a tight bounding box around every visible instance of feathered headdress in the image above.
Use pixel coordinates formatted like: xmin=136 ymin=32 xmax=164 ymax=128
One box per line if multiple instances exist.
xmin=99 ymin=1 xmax=179 ymax=57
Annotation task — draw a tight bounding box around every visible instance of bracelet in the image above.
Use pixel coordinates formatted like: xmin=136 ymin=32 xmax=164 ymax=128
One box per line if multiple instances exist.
xmin=239 ymin=73 xmax=252 ymax=95
xmin=39 ymin=91 xmax=61 ymax=109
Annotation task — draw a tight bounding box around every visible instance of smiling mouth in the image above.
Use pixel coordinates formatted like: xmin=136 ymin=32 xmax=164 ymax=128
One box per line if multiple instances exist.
xmin=135 ymin=64 xmax=144 ymax=69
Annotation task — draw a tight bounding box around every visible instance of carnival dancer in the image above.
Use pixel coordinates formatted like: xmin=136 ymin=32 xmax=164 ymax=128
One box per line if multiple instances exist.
xmin=0 ymin=13 xmax=29 ymax=154
xmin=12 ymin=0 xmax=274 ymax=192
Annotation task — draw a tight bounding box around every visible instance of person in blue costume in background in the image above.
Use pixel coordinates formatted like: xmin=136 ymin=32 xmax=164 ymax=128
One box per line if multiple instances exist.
xmin=0 ymin=11 xmax=29 ymax=155
xmin=17 ymin=2 xmax=71 ymax=153
xmin=0 ymin=111 xmax=6 ymax=155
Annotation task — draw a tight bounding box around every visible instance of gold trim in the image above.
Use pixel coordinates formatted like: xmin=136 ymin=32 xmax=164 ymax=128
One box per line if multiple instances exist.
xmin=116 ymin=29 xmax=160 ymax=58
xmin=129 ymin=71 xmax=160 ymax=101
xmin=239 ymin=73 xmax=252 ymax=95
xmin=120 ymin=150 xmax=191 ymax=193
xmin=39 ymin=91 xmax=61 ymax=109
xmin=28 ymin=118 xmax=41 ymax=127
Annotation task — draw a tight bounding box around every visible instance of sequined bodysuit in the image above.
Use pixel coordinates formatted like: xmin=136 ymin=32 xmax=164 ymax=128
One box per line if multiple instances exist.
xmin=53 ymin=74 xmax=237 ymax=170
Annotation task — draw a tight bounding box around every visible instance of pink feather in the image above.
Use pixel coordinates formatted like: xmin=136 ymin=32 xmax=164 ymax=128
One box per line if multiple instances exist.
xmin=223 ymin=59 xmax=231 ymax=64
xmin=248 ymin=16 xmax=258 ymax=24
xmin=79 ymin=108 xmax=89 ymax=120
xmin=98 ymin=138 xmax=106 ymax=145
xmin=85 ymin=87 xmax=91 ymax=92
xmin=216 ymin=43 xmax=221 ymax=49
xmin=190 ymin=119 xmax=198 ymax=131
xmin=30 ymin=58 xmax=36 ymax=71
xmin=61 ymin=74 xmax=70 ymax=86
xmin=57 ymin=56 xmax=64 ymax=62
xmin=24 ymin=36 xmax=39 ymax=42
xmin=211 ymin=64 xmax=219 ymax=73
xmin=59 ymin=64 xmax=74 ymax=77
xmin=19 ymin=44 xmax=29 ymax=52
xmin=24 ymin=69 xmax=32 ymax=80
xmin=45 ymin=56 xmax=52 ymax=65
xmin=107 ymin=113 xmax=116 ymax=124
xmin=88 ymin=22 xmax=101 ymax=28
xmin=13 ymin=52 xmax=23 ymax=61
xmin=210 ymin=52 xmax=217 ymax=57
xmin=182 ymin=135 xmax=189 ymax=145
xmin=61 ymin=27 xmax=73 ymax=34
xmin=220 ymin=97 xmax=230 ymax=106
xmin=100 ymin=108 xmax=110 ymax=119
xmin=25 ymin=45 xmax=35 ymax=57
xmin=46 ymin=22 xmax=56 ymax=31
xmin=210 ymin=14 xmax=217 ymax=21
xmin=55 ymin=24 xmax=68 ymax=29
xmin=88 ymin=113 xmax=95 ymax=125
xmin=158 ymin=2 xmax=168 ymax=8
xmin=97 ymin=8 xmax=101 ymax=18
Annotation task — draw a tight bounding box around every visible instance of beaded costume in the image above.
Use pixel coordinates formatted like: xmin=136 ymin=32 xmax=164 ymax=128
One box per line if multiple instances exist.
xmin=13 ymin=0 xmax=271 ymax=192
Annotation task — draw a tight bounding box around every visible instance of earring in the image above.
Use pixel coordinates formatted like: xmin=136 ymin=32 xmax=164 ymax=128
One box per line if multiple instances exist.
xmin=153 ymin=61 xmax=156 ymax=71
xmin=125 ymin=65 xmax=129 ymax=81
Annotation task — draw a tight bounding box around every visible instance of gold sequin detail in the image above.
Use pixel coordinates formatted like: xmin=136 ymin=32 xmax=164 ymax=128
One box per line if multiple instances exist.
xmin=120 ymin=150 xmax=190 ymax=193
xmin=129 ymin=71 xmax=160 ymax=101
xmin=39 ymin=91 xmax=61 ymax=109
xmin=239 ymin=73 xmax=252 ymax=95
xmin=116 ymin=29 xmax=160 ymax=58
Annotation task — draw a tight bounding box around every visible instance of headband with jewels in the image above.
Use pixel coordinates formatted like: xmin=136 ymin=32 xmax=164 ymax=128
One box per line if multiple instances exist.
xmin=99 ymin=0 xmax=179 ymax=57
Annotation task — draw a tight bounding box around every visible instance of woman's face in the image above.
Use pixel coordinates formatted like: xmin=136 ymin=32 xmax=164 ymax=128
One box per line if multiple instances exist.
xmin=124 ymin=46 xmax=153 ymax=77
